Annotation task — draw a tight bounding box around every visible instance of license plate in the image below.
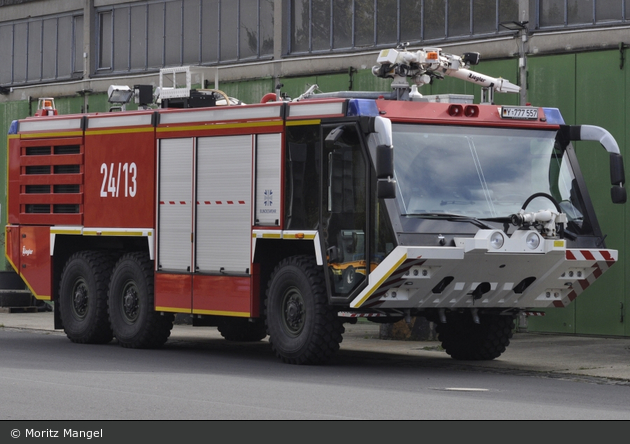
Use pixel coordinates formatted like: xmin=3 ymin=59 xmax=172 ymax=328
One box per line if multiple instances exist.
xmin=501 ymin=106 xmax=539 ymax=120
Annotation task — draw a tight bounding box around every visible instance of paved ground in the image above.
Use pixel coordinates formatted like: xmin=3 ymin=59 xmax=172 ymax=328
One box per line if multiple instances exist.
xmin=2 ymin=310 xmax=630 ymax=384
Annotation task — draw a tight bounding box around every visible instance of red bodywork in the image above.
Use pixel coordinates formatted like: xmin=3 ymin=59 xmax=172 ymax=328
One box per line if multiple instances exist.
xmin=5 ymin=97 xmax=554 ymax=313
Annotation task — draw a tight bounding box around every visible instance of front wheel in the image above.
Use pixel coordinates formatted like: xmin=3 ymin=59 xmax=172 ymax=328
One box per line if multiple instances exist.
xmin=108 ymin=252 xmax=174 ymax=348
xmin=437 ymin=312 xmax=515 ymax=361
xmin=265 ymin=256 xmax=344 ymax=365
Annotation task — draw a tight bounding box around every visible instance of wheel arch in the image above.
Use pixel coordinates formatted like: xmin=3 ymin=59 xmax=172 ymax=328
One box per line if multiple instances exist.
xmin=52 ymin=233 xmax=151 ymax=329
xmin=252 ymin=237 xmax=321 ymax=318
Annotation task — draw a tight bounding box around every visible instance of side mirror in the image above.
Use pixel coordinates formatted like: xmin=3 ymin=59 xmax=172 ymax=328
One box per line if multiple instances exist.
xmin=376 ymin=144 xmax=393 ymax=178
xmin=561 ymin=125 xmax=627 ymax=205
xmin=377 ymin=178 xmax=396 ymax=199
xmin=376 ymin=144 xmax=396 ymax=199
xmin=611 ymin=186 xmax=626 ymax=204
xmin=610 ymin=153 xmax=626 ymax=203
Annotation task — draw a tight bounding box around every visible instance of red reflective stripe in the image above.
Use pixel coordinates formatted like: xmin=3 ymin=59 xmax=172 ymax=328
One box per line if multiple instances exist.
xmin=566 ymin=250 xmax=577 ymax=260
xmin=581 ymin=250 xmax=595 ymax=261
xmin=577 ymin=279 xmax=589 ymax=290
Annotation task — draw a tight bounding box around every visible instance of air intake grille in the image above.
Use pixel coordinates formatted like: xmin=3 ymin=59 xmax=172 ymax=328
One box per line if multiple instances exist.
xmin=18 ymin=141 xmax=84 ymax=225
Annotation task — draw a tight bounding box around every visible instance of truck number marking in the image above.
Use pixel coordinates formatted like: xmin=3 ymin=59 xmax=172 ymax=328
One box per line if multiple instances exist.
xmin=100 ymin=162 xmax=137 ymax=198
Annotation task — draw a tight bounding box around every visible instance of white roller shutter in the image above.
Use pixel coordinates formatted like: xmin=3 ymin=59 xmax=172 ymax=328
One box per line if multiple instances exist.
xmin=196 ymin=135 xmax=253 ymax=273
xmin=157 ymin=138 xmax=194 ymax=271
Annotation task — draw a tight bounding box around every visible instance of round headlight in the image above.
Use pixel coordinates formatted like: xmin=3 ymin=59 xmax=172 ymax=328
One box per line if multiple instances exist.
xmin=526 ymin=231 xmax=541 ymax=250
xmin=490 ymin=231 xmax=505 ymax=249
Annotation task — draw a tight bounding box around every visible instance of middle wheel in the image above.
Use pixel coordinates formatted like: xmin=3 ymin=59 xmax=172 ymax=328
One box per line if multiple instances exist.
xmin=108 ymin=252 xmax=174 ymax=349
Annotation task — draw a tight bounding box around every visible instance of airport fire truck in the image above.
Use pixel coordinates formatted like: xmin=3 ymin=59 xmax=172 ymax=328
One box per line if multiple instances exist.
xmin=5 ymin=47 xmax=626 ymax=364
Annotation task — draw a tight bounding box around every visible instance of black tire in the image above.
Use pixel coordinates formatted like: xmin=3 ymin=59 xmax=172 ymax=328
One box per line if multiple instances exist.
xmin=265 ymin=255 xmax=344 ymax=365
xmin=108 ymin=252 xmax=174 ymax=349
xmin=58 ymin=251 xmax=114 ymax=344
xmin=217 ymin=318 xmax=267 ymax=342
xmin=437 ymin=312 xmax=515 ymax=361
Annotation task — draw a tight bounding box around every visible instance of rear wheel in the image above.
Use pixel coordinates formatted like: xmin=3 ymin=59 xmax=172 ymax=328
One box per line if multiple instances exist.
xmin=58 ymin=251 xmax=114 ymax=344
xmin=108 ymin=252 xmax=173 ymax=348
xmin=265 ymin=255 xmax=344 ymax=365
xmin=437 ymin=311 xmax=515 ymax=361
xmin=217 ymin=318 xmax=267 ymax=342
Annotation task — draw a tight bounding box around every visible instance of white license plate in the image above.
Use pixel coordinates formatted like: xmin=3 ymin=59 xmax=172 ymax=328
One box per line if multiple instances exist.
xmin=501 ymin=106 xmax=539 ymax=120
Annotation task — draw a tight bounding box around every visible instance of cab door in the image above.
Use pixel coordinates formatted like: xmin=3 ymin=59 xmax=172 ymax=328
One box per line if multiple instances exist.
xmin=321 ymin=123 xmax=369 ymax=300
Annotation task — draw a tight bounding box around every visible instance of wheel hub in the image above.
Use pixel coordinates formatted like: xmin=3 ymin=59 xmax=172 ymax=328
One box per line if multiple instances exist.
xmin=71 ymin=280 xmax=89 ymax=319
xmin=122 ymin=282 xmax=140 ymax=322
xmin=282 ymin=288 xmax=305 ymax=336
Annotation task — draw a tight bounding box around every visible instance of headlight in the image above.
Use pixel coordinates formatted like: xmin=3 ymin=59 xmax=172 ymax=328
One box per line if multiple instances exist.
xmin=489 ymin=231 xmax=505 ymax=249
xmin=526 ymin=231 xmax=541 ymax=250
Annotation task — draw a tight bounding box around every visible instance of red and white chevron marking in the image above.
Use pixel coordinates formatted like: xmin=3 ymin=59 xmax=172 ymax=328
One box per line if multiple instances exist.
xmin=554 ymin=249 xmax=616 ymax=307
xmin=566 ymin=249 xmax=616 ymax=263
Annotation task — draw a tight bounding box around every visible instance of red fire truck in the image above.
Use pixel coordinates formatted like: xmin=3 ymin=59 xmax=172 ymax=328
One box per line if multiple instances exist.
xmin=5 ymin=47 xmax=626 ymax=364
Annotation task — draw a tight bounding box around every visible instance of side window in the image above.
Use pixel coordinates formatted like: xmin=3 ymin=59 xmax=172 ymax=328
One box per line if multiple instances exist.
xmin=322 ymin=124 xmax=368 ymax=297
xmin=285 ymin=125 xmax=321 ymax=230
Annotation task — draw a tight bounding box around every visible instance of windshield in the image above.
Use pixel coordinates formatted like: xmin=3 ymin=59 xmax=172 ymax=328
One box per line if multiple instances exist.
xmin=393 ymin=124 xmax=583 ymax=221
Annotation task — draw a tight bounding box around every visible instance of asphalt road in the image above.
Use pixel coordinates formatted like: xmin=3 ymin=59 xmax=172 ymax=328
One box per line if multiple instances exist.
xmin=1 ymin=326 xmax=630 ymax=420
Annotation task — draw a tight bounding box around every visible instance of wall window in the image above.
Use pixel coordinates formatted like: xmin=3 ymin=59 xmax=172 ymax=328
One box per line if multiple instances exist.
xmin=0 ymin=12 xmax=83 ymax=86
xmin=288 ymin=0 xmax=519 ymax=55
xmin=95 ymin=0 xmax=274 ymax=74
xmin=537 ymin=0 xmax=627 ymax=29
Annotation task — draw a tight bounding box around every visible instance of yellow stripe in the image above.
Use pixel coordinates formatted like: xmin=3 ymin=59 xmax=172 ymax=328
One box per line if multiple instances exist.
xmin=192 ymin=309 xmax=251 ymax=317
xmin=20 ymin=131 xmax=83 ymax=139
xmin=353 ymin=253 xmax=408 ymax=308
xmin=157 ymin=120 xmax=282 ymax=133
xmin=261 ymin=233 xmax=282 ymax=239
xmin=50 ymin=229 xmax=83 ymax=235
xmin=155 ymin=306 xmax=191 ymax=314
xmin=83 ymin=230 xmax=146 ymax=237
xmin=86 ymin=127 xmax=155 ymax=136
xmin=8 ymin=134 xmax=19 ymax=140
xmin=32 ymin=295 xmax=52 ymax=301
xmin=286 ymin=119 xmax=321 ymax=126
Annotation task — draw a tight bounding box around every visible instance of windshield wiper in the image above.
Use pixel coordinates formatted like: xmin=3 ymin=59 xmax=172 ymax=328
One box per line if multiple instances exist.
xmin=403 ymin=213 xmax=495 ymax=230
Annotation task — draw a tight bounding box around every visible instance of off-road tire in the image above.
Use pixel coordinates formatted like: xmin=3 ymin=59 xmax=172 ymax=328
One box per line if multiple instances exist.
xmin=58 ymin=251 xmax=114 ymax=344
xmin=217 ymin=318 xmax=267 ymax=342
xmin=108 ymin=252 xmax=174 ymax=349
xmin=437 ymin=312 xmax=515 ymax=361
xmin=265 ymin=255 xmax=344 ymax=365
